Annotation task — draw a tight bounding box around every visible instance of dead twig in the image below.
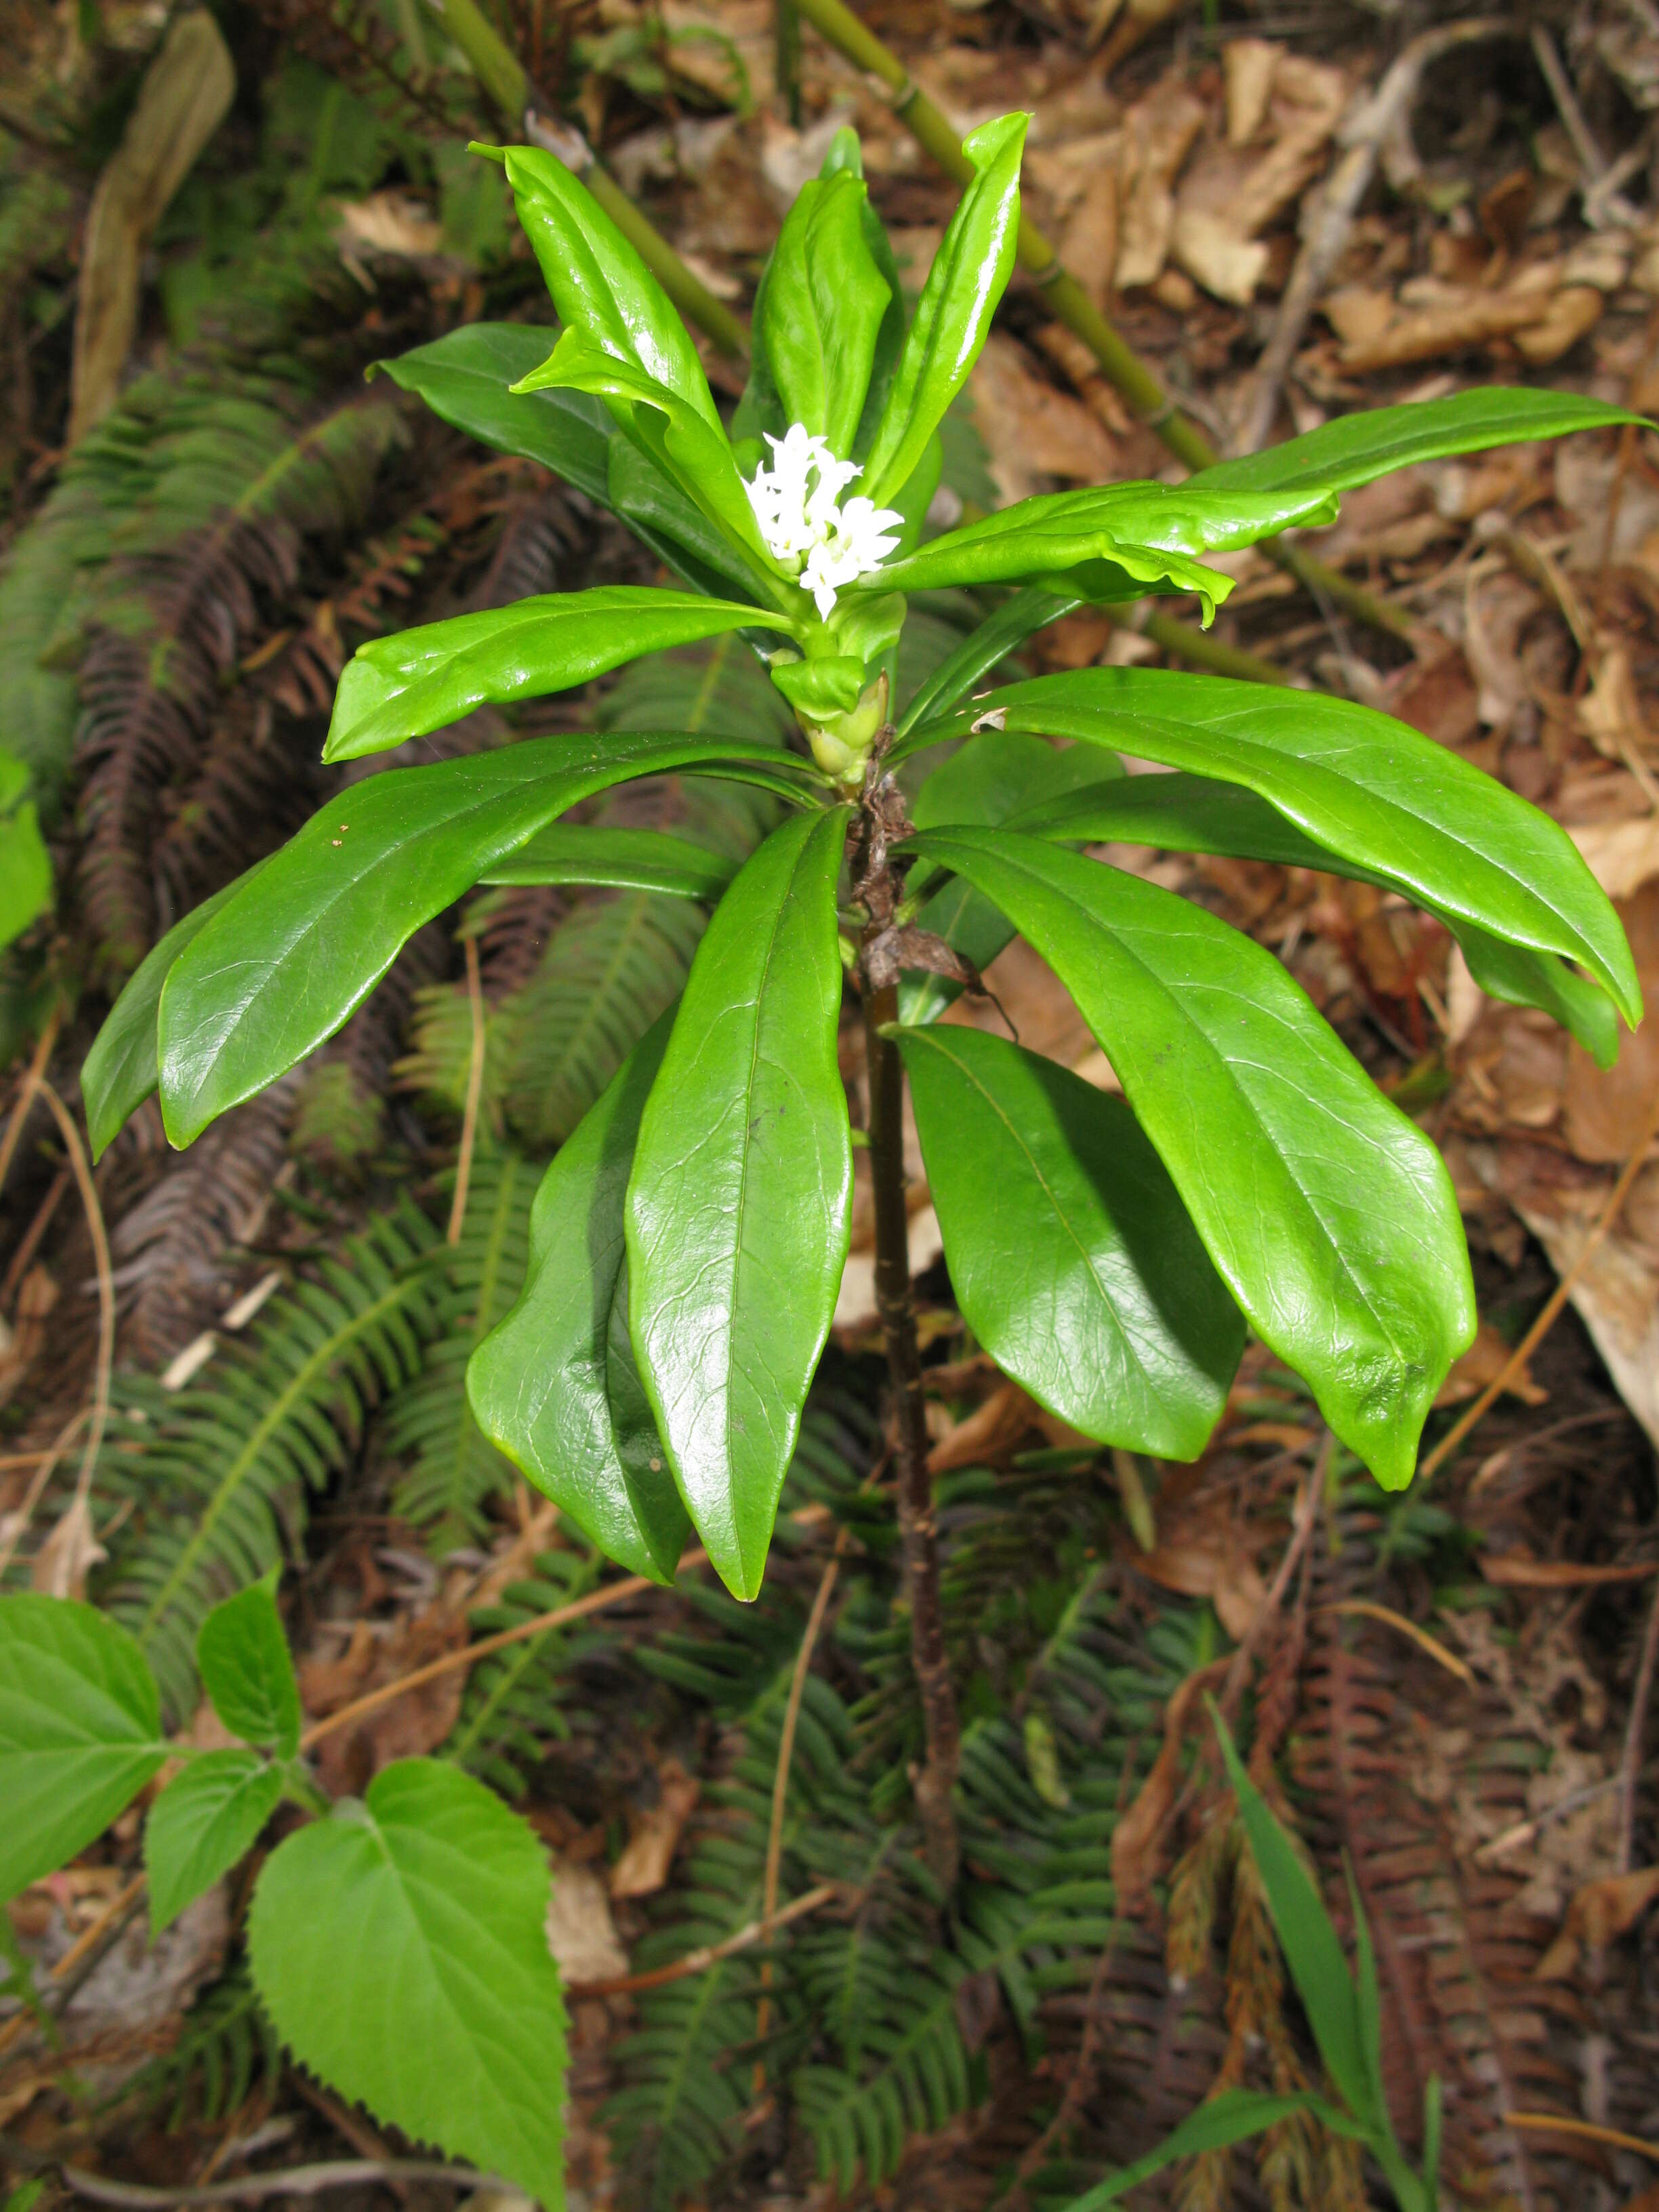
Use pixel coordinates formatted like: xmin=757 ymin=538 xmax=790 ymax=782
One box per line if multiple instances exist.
xmin=0 ymin=1008 xmax=61 ymax=1195
xmin=0 ymin=1871 xmax=149 ymax=2062
xmin=1420 ymin=1080 xmax=1659 ymax=1481
xmin=58 ymin=2160 xmax=498 ymax=2207
xmin=447 ymin=933 xmax=485 ymax=1248
xmin=569 ymin=1880 xmax=841 ymax=2000
xmin=36 ymin=1082 xmax=117 ymax=1551
xmin=1616 ymin=1577 xmax=1659 ymax=1875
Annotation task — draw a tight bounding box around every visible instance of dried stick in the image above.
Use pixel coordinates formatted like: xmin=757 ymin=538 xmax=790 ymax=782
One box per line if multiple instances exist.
xmin=0 ymin=1407 xmax=89 ymax=1581
xmin=58 ymin=2160 xmax=498 ymax=2207
xmin=1616 ymin=1576 xmax=1659 ymax=1875
xmin=568 ymin=1880 xmax=840 ymax=1999
xmin=37 ymin=1082 xmax=116 ymax=1537
xmin=0 ymin=1870 xmax=148 ymax=2061
xmin=0 ymin=1007 xmax=61 ymax=1194
xmin=447 ymin=933 xmax=485 ymax=1246
xmin=1420 ymin=1079 xmax=1659 ymax=1481
xmin=755 ymin=1524 xmax=852 ymax=2063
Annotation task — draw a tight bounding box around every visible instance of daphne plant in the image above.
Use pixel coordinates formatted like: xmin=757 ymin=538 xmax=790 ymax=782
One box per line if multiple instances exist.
xmin=83 ymin=115 xmax=1643 ymax=1879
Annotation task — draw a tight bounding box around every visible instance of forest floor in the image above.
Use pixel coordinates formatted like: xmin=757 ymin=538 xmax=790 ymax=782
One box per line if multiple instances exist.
xmin=3 ymin=0 xmax=1659 ymax=2207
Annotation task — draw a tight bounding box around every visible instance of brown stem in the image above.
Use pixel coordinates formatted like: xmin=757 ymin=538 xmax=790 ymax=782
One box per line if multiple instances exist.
xmin=862 ymin=976 xmax=959 ymax=1889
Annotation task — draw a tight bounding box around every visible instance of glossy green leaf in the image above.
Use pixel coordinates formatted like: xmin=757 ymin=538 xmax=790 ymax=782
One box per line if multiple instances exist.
xmin=374 ymin=325 xmax=614 ymax=503
xmin=626 ymin=807 xmax=854 ymax=1598
xmin=81 ymin=859 xmax=274 ymax=1162
xmin=1057 ymin=2087 xmax=1363 ymax=2212
xmin=1191 ymin=387 xmax=1645 ymax=502
xmin=480 ymin=823 xmax=737 ymax=901
xmin=1021 ymin=771 xmax=1620 ymax=1067
xmin=895 ymin=583 xmax=1082 ymax=739
xmin=859 ymin=479 xmax=1341 ymax=609
xmin=146 ymin=1751 xmax=283 ymax=1934
xmin=157 ymin=729 xmax=815 ymax=1146
xmin=897 ymin=1026 xmax=1243 ymax=1456
xmin=324 ymin=588 xmax=793 ymax=762
xmin=759 ymin=171 xmax=891 ymax=457
xmin=496 ymin=143 xmax=719 ymax=428
xmin=0 ymin=1596 xmax=165 ymax=1902
xmin=905 ymin=667 xmax=1641 ymax=1027
xmin=376 ymin=325 xmax=755 ymax=597
xmin=906 ymin=829 xmax=1475 ymax=1486
xmin=899 ymin=730 xmax=1115 ymax=1025
xmin=516 ymin=330 xmax=783 ymax=602
xmin=861 ymin=113 xmax=1027 ymax=508
xmin=1210 ymin=1704 xmax=1376 ymax=2126
xmin=247 ymin=1758 xmax=569 ymax=2207
xmin=195 ymin=1573 xmax=300 ymax=1755
xmin=469 ymin=1016 xmax=693 ymax=1584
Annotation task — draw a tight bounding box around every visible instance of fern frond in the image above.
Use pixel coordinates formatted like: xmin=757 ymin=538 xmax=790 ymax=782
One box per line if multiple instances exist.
xmin=386 ymin=1147 xmax=538 ymax=1551
xmin=100 ymin=1200 xmax=443 ymax=1720
xmin=118 ymin=1961 xmax=280 ymax=2130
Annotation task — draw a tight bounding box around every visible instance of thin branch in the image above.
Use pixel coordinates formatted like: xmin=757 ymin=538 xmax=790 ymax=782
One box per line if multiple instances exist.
xmin=754 ymin=1525 xmax=852 ymax=2067
xmin=37 ymin=1082 xmax=117 ymax=1530
xmin=59 ymin=2160 xmax=499 ymax=2207
xmin=0 ymin=1872 xmax=148 ymax=2061
xmin=1617 ymin=1576 xmax=1659 ymax=1875
xmin=0 ymin=1007 xmax=61 ymax=1194
xmin=447 ymin=933 xmax=485 ymax=1246
xmin=1421 ymin=1080 xmax=1659 ymax=1480
xmin=569 ymin=1881 xmax=840 ymax=1999
xmin=0 ymin=1408 xmax=89 ymax=1581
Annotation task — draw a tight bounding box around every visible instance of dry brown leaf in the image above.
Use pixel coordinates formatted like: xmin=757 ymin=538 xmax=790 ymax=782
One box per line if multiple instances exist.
xmin=1433 ymin=1321 xmax=1547 ymax=1409
xmin=1570 ymin=815 xmax=1659 ymax=901
xmin=969 ymin=334 xmax=1117 ymax=502
xmin=1513 ymin=284 xmax=1605 ymax=366
xmin=0 ymin=1265 xmax=59 ymax=1413
xmin=1114 ymin=82 xmax=1205 ymax=291
xmin=1535 ymin=1866 xmax=1659 ymax=1980
xmin=1565 ymin=882 xmax=1659 ymax=1164
xmin=336 ymin=191 xmax=445 ymax=261
xmin=1338 ymin=279 xmax=1559 ymax=374
xmin=611 ymin=1759 xmax=700 ymax=1899
xmin=300 ymin=1607 xmax=469 ymax=1796
xmin=30 ymin=1497 xmax=107 ymax=1601
xmin=1223 ymin=39 xmax=1278 ymax=146
xmin=926 ymin=1379 xmax=1036 ymax=1475
xmin=1170 ymin=209 xmax=1269 ymax=306
xmin=1110 ymin=1658 xmax=1229 ymax=1917
xmin=547 ymin=1865 xmax=629 ymax=1985
xmin=1059 ymin=161 xmax=1120 ymax=312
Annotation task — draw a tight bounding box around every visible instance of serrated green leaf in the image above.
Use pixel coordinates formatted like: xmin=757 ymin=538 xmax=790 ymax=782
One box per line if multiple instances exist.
xmin=1020 ymin=770 xmax=1621 ymax=1067
xmin=1190 ymin=387 xmax=1646 ymax=501
xmin=897 ymin=1025 xmax=1243 ymax=1456
xmin=906 ymin=829 xmax=1475 ymax=1486
xmin=81 ymin=858 xmax=275 ymax=1162
xmin=374 ymin=325 xmax=614 ymax=503
xmin=626 ymin=808 xmax=854 ymax=1597
xmin=861 ymin=114 xmax=1027 ymax=507
xmin=0 ymin=1595 xmax=166 ymax=1902
xmin=196 ymin=1574 xmax=300 ymax=1755
xmin=324 ymin=589 xmax=794 ymax=762
xmin=758 ymin=171 xmax=891 ymax=458
xmin=469 ymin=1016 xmax=692 ymax=1584
xmin=156 ymin=729 xmax=817 ymax=1146
xmin=1210 ymin=1704 xmax=1375 ymax=2127
xmin=480 ymin=823 xmax=738 ymax=901
xmin=146 ymin=1751 xmax=283 ymax=1934
xmin=247 ymin=1758 xmax=569 ymax=2207
xmin=905 ymin=667 xmax=1641 ymax=1028
xmin=497 ymin=144 xmax=719 ymax=430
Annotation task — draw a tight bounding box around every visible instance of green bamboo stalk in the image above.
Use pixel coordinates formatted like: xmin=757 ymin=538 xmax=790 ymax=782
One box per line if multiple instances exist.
xmin=789 ymin=0 xmax=1413 ymax=641
xmin=424 ymin=0 xmax=750 ymax=358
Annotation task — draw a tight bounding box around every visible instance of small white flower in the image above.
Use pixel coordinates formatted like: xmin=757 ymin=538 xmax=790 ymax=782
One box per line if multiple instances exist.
xmin=745 ymin=425 xmax=903 ymax=617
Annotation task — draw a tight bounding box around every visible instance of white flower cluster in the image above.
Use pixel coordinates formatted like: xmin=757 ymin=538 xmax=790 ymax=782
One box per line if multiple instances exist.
xmin=744 ymin=423 xmax=903 ymax=619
